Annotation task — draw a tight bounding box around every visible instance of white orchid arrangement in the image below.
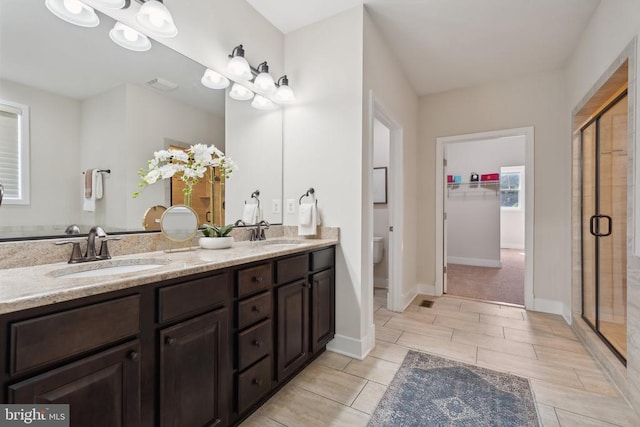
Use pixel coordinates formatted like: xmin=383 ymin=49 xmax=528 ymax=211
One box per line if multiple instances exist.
xmin=133 ymin=144 xmax=238 ymax=199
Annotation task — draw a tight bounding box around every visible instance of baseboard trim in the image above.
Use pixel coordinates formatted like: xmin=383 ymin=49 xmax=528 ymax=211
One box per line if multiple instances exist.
xmin=447 ymin=256 xmax=502 ymax=268
xmin=326 ymin=333 xmax=371 ymax=360
xmin=500 ymin=244 xmax=525 ymax=251
xmin=417 ymin=283 xmax=436 ymax=296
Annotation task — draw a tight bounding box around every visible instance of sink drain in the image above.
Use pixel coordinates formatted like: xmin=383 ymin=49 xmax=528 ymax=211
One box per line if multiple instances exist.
xmin=419 ymin=300 xmax=434 ymax=308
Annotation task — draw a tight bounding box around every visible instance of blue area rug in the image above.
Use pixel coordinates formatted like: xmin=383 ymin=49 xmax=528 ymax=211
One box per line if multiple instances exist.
xmin=368 ymin=351 xmax=540 ymax=426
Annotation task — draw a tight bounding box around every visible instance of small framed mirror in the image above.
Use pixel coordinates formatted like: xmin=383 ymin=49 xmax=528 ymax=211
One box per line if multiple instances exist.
xmin=160 ymin=205 xmax=198 ymax=246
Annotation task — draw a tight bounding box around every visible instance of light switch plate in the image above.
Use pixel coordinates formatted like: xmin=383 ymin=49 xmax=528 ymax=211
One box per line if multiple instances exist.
xmin=286 ymin=199 xmax=296 ymax=214
xmin=272 ymin=199 xmax=281 ymax=214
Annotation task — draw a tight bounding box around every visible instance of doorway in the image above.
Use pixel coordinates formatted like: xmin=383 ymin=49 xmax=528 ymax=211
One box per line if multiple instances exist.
xmin=373 ymin=118 xmax=391 ymax=309
xmin=435 ymin=127 xmax=535 ymax=309
xmin=443 ymin=138 xmax=526 ymax=305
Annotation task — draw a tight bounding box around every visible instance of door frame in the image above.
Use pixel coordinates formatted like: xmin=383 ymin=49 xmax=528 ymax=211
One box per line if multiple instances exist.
xmin=435 ymin=127 xmax=535 ymax=309
xmin=368 ymin=94 xmax=404 ymax=313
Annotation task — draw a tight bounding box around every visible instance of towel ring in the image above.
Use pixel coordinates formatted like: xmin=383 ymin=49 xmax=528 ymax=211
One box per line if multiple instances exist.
xmin=245 ymin=190 xmax=261 ymax=210
xmin=299 ymin=188 xmax=317 ymax=205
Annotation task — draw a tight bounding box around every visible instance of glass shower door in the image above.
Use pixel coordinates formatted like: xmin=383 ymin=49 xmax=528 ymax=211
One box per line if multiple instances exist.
xmin=581 ymin=93 xmax=628 ymax=362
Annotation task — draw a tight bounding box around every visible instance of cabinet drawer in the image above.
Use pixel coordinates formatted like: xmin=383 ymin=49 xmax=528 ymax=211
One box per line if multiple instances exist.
xmin=276 ymin=254 xmax=308 ymax=284
xmin=158 ymin=273 xmax=229 ymax=323
xmin=237 ymin=355 xmax=271 ymax=414
xmin=237 ymin=263 xmax=272 ymax=298
xmin=10 ymin=295 xmax=140 ymax=375
xmin=310 ymin=247 xmax=334 ymax=271
xmin=238 ymin=291 xmax=272 ymax=330
xmin=238 ymin=319 xmax=271 ymax=371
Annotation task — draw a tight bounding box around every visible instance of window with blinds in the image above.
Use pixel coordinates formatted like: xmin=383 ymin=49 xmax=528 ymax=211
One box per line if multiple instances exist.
xmin=0 ymin=100 xmax=29 ymax=204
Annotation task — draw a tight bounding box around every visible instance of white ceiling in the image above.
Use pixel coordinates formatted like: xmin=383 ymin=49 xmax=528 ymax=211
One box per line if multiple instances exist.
xmin=246 ymin=0 xmax=601 ymax=95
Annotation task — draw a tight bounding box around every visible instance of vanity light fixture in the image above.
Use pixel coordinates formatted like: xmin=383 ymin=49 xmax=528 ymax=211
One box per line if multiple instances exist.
xmin=91 ymin=0 xmax=126 ymax=8
xmin=229 ymin=83 xmax=254 ymax=101
xmin=227 ymin=45 xmax=253 ymax=81
xmin=109 ymin=22 xmax=151 ymax=51
xmin=201 ymin=69 xmax=230 ymax=90
xmin=275 ymin=75 xmax=295 ymax=103
xmin=46 ymin=0 xmax=100 ymax=28
xmin=135 ymin=0 xmax=178 ymax=38
xmin=251 ymin=95 xmax=275 ymax=110
xmin=253 ymin=62 xmax=276 ymax=93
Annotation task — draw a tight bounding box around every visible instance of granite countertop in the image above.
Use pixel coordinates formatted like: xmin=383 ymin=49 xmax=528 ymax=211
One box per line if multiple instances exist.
xmin=0 ymin=237 xmax=337 ymax=315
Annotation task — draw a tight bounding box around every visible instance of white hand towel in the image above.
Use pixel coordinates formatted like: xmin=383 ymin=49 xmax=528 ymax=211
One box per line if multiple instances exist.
xmin=82 ymin=169 xmax=103 ymax=212
xmin=298 ymin=203 xmax=312 ymax=226
xmin=242 ymin=204 xmax=257 ymax=224
xmin=298 ymin=202 xmax=319 ymax=236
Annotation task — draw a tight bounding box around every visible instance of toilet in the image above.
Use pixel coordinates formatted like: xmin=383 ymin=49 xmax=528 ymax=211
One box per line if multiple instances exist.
xmin=373 ymin=236 xmax=384 ymax=264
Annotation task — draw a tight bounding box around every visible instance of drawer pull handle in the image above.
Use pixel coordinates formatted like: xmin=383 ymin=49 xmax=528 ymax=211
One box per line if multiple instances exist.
xmin=252 ymin=378 xmax=263 ymax=387
xmin=253 ymin=276 xmax=263 ymax=283
xmin=166 ymin=337 xmax=177 ymax=346
xmin=128 ymin=351 xmax=139 ymax=362
xmin=253 ymin=340 xmax=263 ymax=348
xmin=252 ymin=305 xmax=262 ymax=313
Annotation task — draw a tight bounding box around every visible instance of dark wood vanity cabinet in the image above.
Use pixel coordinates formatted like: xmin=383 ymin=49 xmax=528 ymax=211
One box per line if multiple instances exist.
xmin=1 ymin=245 xmax=335 ymax=427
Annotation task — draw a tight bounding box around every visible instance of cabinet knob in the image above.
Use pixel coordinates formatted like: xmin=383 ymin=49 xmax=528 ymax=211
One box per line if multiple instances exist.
xmin=252 ymin=378 xmax=263 ymax=387
xmin=253 ymin=276 xmax=263 ymax=283
xmin=128 ymin=351 xmax=139 ymax=361
xmin=252 ymin=305 xmax=262 ymax=313
xmin=165 ymin=337 xmax=177 ymax=346
xmin=253 ymin=340 xmax=263 ymax=348
xmin=304 ymin=282 xmax=311 ymax=289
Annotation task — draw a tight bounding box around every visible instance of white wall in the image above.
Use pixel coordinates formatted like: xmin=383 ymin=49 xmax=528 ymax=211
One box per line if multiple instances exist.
xmin=363 ymin=8 xmax=419 ymax=331
xmin=283 ymin=6 xmax=365 ymax=356
xmin=0 ymin=79 xmax=81 ymax=231
xmin=418 ymin=69 xmax=569 ymax=307
xmin=446 ymin=136 xmax=525 ymax=265
xmin=373 ymin=118 xmax=390 ymax=287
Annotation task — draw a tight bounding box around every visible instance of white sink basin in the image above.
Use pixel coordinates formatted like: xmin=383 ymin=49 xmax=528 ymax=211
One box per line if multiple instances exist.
xmin=51 ymin=258 xmax=171 ymax=279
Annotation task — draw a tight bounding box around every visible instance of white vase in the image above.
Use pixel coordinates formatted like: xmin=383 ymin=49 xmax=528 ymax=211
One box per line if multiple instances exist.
xmin=199 ymin=236 xmax=234 ymax=249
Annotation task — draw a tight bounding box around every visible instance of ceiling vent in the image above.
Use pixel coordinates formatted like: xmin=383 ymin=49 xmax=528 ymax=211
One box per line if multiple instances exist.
xmin=146 ymin=77 xmax=178 ymax=92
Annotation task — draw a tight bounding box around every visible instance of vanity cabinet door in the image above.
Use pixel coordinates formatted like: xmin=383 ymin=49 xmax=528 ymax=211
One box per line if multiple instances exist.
xmin=159 ymin=309 xmax=230 ymax=427
xmin=310 ymin=269 xmax=335 ymax=354
xmin=8 ymin=341 xmax=141 ymax=427
xmin=275 ymin=279 xmax=309 ymax=382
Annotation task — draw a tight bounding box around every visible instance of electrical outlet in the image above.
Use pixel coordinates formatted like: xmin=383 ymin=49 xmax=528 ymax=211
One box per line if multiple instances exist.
xmin=272 ymin=199 xmax=281 ymax=214
xmin=286 ymin=199 xmax=296 ymax=214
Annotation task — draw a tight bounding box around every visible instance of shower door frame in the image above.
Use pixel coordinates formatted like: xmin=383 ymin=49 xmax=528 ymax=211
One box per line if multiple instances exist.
xmin=580 ymin=90 xmax=628 ymax=365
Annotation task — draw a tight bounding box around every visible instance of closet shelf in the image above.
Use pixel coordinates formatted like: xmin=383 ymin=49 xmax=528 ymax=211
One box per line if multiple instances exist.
xmin=447 ymin=180 xmax=500 ymax=197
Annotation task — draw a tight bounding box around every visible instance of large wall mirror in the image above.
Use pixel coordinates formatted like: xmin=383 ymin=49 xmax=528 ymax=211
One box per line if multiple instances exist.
xmin=0 ymin=0 xmax=283 ymax=241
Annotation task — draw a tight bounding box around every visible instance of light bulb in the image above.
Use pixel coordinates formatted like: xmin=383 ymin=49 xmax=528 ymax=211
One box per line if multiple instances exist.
xmin=110 ymin=22 xmax=151 ymax=52
xmin=63 ymin=0 xmax=83 ymax=14
xmin=229 ymin=83 xmax=254 ymax=101
xmin=124 ymin=27 xmax=138 ymax=42
xmin=201 ymin=69 xmax=229 ymax=90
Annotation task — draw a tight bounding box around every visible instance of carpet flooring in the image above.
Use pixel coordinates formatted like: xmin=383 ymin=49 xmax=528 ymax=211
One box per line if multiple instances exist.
xmin=446 ymin=249 xmax=525 ymax=305
xmin=368 ymin=350 xmax=539 ymax=427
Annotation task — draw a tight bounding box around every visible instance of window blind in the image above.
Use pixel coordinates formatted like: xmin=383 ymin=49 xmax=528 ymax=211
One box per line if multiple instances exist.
xmin=0 ymin=105 xmax=21 ymax=199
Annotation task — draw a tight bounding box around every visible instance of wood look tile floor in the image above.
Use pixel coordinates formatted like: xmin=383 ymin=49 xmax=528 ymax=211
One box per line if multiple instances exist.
xmin=240 ymin=292 xmax=640 ymax=427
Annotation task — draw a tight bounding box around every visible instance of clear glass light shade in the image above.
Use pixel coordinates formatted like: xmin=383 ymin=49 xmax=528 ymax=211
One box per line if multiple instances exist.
xmin=251 ymin=95 xmax=276 ymax=110
xmin=92 ymin=0 xmax=125 ymax=8
xmin=229 ymin=83 xmax=254 ymax=101
xmin=227 ymin=56 xmax=252 ymax=81
xmin=46 ymin=0 xmax=99 ymax=28
xmin=254 ymin=72 xmax=276 ymax=93
xmin=109 ymin=22 xmax=151 ymax=52
xmin=201 ymin=69 xmax=230 ymax=90
xmin=275 ymin=84 xmax=295 ymax=103
xmin=136 ymin=0 xmax=178 ymax=38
